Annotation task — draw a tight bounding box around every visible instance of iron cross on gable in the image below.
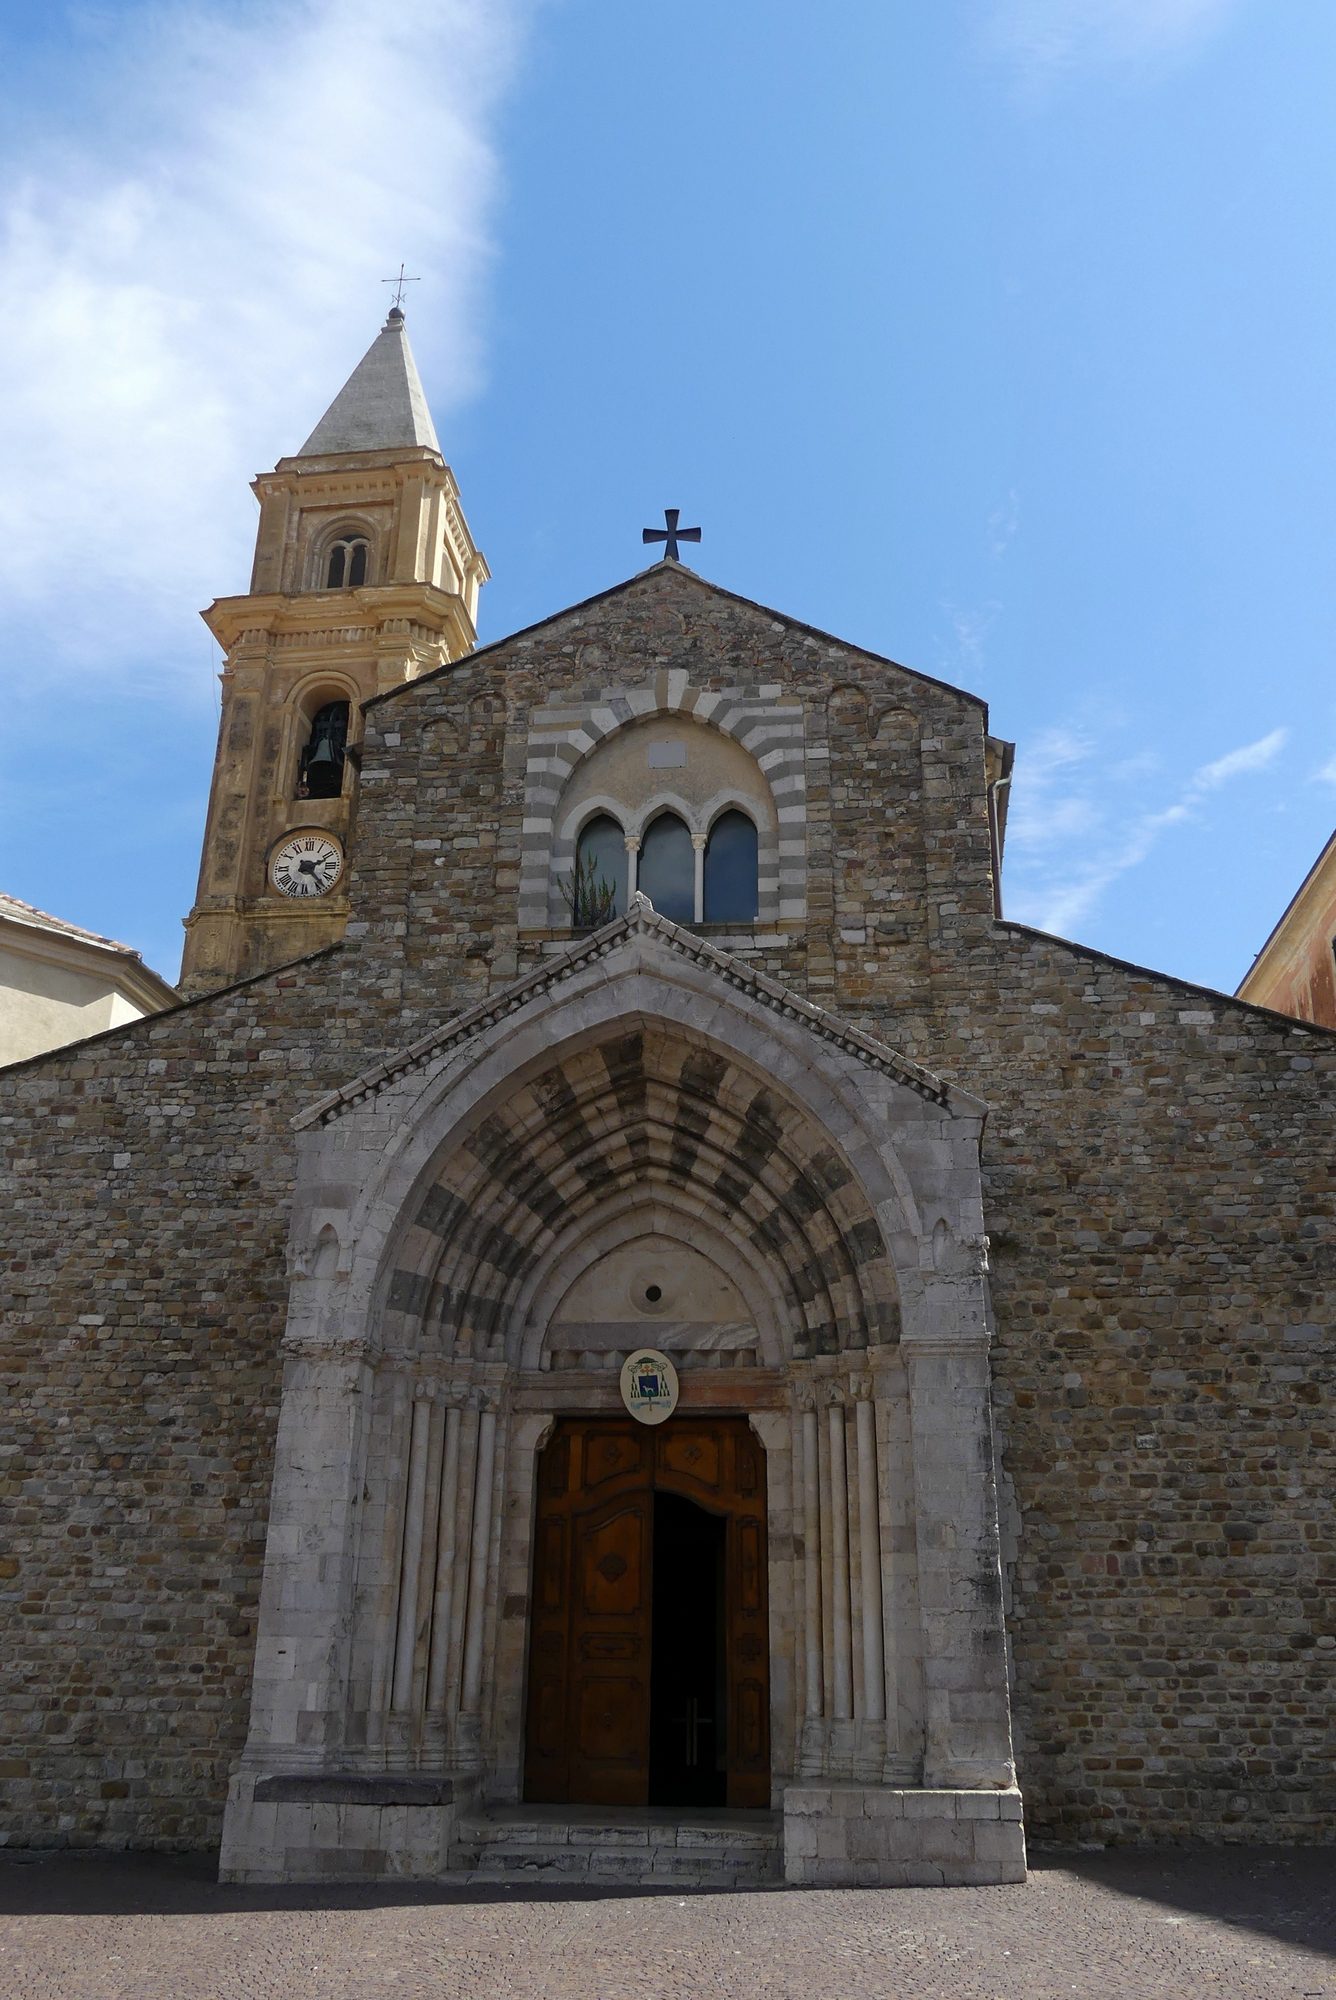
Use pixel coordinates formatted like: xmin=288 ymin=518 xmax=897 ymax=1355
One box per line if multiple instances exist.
xmin=642 ymin=508 xmax=701 ymax=564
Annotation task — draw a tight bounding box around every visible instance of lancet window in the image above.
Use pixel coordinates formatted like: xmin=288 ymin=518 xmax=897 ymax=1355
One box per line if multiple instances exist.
xmin=569 ymin=805 xmax=759 ymax=929
xmin=571 ymin=814 xmax=628 ymax=926
xmin=703 ymin=810 xmax=759 ymax=923
xmin=637 ymin=812 xmax=695 ymax=924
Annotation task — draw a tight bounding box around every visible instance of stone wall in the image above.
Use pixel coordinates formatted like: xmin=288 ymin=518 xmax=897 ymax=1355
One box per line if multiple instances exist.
xmin=0 ymin=955 xmax=356 ymax=1849
xmin=2 ymin=566 xmax=1332 ymax=1850
xmin=976 ymin=925 xmax=1335 ymax=1843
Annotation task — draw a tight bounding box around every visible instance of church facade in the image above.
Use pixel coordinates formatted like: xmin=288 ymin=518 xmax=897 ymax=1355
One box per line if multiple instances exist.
xmin=1 ymin=317 xmax=1332 ymax=1888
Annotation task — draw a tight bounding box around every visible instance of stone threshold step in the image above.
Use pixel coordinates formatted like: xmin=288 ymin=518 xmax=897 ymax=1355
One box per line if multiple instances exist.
xmin=457 ymin=1809 xmax=781 ymax=1851
xmin=442 ymin=1852 xmax=782 ymax=1886
xmin=456 ymin=1828 xmax=779 ymax=1856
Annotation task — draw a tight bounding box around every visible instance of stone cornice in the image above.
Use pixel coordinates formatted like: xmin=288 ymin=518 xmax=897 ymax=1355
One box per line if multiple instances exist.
xmin=296 ymin=896 xmax=973 ymax=1132
xmin=203 ymin=584 xmax=474 ymax=653
xmin=265 ymin=445 xmax=450 ymax=482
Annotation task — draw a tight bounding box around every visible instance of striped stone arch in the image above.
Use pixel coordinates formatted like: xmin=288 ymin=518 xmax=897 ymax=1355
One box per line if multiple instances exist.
xmin=377 ymin=1021 xmax=902 ymax=1369
xmin=518 ymin=677 xmax=807 ymax=930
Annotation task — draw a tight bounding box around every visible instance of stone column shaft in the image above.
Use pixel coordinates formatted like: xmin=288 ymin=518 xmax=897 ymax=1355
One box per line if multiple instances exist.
xmin=368 ymin=1373 xmax=412 ymax=1736
xmin=390 ymin=1395 xmax=432 ymax=1713
xmin=460 ymin=1407 xmax=498 ymax=1715
xmin=426 ymin=1405 xmax=464 ymax=1713
xmin=801 ymin=1406 xmax=824 ymax=1719
xmin=855 ymin=1391 xmax=886 ymax=1723
xmin=827 ymin=1401 xmax=853 ymax=1722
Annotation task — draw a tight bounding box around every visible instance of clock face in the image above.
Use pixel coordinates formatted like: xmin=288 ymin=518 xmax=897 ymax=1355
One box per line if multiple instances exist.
xmin=269 ymin=831 xmax=344 ymax=899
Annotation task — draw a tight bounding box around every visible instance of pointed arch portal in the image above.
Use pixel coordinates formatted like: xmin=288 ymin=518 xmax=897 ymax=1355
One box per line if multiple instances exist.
xmin=220 ymin=906 xmax=1025 ymax=1887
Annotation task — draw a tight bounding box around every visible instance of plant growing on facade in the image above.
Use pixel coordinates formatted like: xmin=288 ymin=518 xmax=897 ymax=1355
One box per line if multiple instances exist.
xmin=560 ymin=852 xmax=618 ymax=929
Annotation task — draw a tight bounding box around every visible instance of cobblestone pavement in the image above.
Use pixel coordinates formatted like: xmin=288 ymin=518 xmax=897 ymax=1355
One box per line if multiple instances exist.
xmin=0 ymin=1846 xmax=1331 ymax=2000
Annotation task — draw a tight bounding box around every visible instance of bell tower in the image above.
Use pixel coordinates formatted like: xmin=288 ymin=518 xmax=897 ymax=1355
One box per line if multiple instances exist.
xmin=179 ymin=310 xmax=487 ymax=998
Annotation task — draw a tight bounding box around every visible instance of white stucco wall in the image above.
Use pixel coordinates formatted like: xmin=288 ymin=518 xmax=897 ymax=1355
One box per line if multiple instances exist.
xmin=0 ymin=940 xmax=160 ymax=1066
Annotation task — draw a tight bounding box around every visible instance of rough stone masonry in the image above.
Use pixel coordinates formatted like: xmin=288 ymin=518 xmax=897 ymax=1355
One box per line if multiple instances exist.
xmin=1 ymin=562 xmax=1332 ymax=1872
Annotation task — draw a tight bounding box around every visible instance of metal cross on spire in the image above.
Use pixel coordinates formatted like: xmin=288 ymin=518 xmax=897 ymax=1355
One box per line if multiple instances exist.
xmin=381 ymin=264 xmax=420 ymax=313
xmin=642 ymin=508 xmax=701 ymax=564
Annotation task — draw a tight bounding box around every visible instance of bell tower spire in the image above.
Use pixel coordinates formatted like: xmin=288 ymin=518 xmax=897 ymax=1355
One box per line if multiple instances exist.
xmin=179 ymin=311 xmax=488 ymax=998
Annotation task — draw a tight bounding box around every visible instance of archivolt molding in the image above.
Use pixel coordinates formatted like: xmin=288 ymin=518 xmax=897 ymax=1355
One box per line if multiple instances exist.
xmin=377 ymin=1022 xmax=901 ymax=1367
xmin=284 ymin=911 xmax=988 ymax=1383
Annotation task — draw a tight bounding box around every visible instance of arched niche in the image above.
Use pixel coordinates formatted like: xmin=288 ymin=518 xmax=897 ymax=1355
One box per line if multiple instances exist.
xmin=530 ymin=709 xmax=790 ymax=930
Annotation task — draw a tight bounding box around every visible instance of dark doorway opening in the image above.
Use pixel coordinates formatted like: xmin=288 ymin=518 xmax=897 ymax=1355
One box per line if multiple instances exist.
xmin=524 ymin=1417 xmax=770 ymax=1809
xmin=649 ymin=1492 xmax=727 ymax=1807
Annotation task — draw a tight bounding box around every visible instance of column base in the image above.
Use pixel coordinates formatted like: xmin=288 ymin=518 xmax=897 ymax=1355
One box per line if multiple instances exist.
xmin=795 ymin=1717 xmax=889 ymax=1781
xmin=782 ymin=1783 xmax=1026 ymax=1887
xmin=219 ymin=1770 xmax=462 ymax=1883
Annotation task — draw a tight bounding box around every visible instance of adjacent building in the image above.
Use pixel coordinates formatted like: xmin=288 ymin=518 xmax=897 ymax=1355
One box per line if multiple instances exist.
xmin=0 ymin=893 xmax=177 ymax=1067
xmin=1236 ymin=828 xmax=1336 ymax=1028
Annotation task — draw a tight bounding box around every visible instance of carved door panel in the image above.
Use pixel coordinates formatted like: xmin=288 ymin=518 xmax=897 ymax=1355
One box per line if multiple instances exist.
xmin=567 ymin=1492 xmax=653 ymax=1804
xmin=524 ymin=1417 xmax=769 ymax=1809
xmin=525 ymin=1422 xmax=653 ymax=1805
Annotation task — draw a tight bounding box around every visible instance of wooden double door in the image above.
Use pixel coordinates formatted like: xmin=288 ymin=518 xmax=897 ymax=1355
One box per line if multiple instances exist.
xmin=524 ymin=1417 xmax=770 ymax=1809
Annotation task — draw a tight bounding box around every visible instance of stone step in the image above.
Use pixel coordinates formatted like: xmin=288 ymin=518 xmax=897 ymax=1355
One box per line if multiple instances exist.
xmin=447 ymin=1808 xmax=783 ymax=1887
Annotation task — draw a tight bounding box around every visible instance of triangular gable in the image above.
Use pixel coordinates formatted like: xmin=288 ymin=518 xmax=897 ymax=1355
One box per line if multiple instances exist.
xmin=296 ymin=896 xmax=981 ymax=1130
xmin=364 ymin=560 xmax=989 ymax=717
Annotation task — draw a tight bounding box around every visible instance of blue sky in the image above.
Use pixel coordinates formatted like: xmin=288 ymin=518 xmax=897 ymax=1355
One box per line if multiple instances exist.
xmin=1 ymin=0 xmax=1333 ymax=995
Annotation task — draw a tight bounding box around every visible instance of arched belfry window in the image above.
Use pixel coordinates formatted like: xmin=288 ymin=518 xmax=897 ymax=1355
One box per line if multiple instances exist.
xmin=703 ymin=810 xmax=759 ymax=923
xmin=298 ymin=700 xmax=349 ymax=799
xmin=571 ymin=814 xmax=628 ymax=926
xmin=326 ymin=536 xmax=369 ymax=589
xmin=637 ymin=811 xmax=695 ymax=925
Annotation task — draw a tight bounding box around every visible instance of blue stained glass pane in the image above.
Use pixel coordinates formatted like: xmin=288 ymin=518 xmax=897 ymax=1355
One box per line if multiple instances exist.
xmin=575 ymin=814 xmax=627 ymax=922
xmin=703 ymin=811 xmax=759 ymax=923
xmin=638 ymin=813 xmax=695 ymax=924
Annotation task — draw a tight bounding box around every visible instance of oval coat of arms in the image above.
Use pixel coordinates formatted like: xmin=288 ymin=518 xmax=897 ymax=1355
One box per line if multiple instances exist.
xmin=619 ymin=1348 xmax=680 ymax=1426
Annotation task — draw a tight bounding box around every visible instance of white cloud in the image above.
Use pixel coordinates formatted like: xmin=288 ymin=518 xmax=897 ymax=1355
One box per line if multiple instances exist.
xmin=1006 ymin=720 xmax=1288 ymax=935
xmin=1191 ymin=726 xmax=1288 ymax=792
xmin=1311 ymin=753 xmax=1336 ymax=788
xmin=0 ymin=0 xmax=528 ymax=691
xmin=1004 ymin=725 xmax=1097 ymax=851
xmin=987 ymin=489 xmax=1020 ymax=559
xmin=980 ymin=0 xmax=1243 ymax=85
xmin=940 ymin=600 xmax=1002 ymax=677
